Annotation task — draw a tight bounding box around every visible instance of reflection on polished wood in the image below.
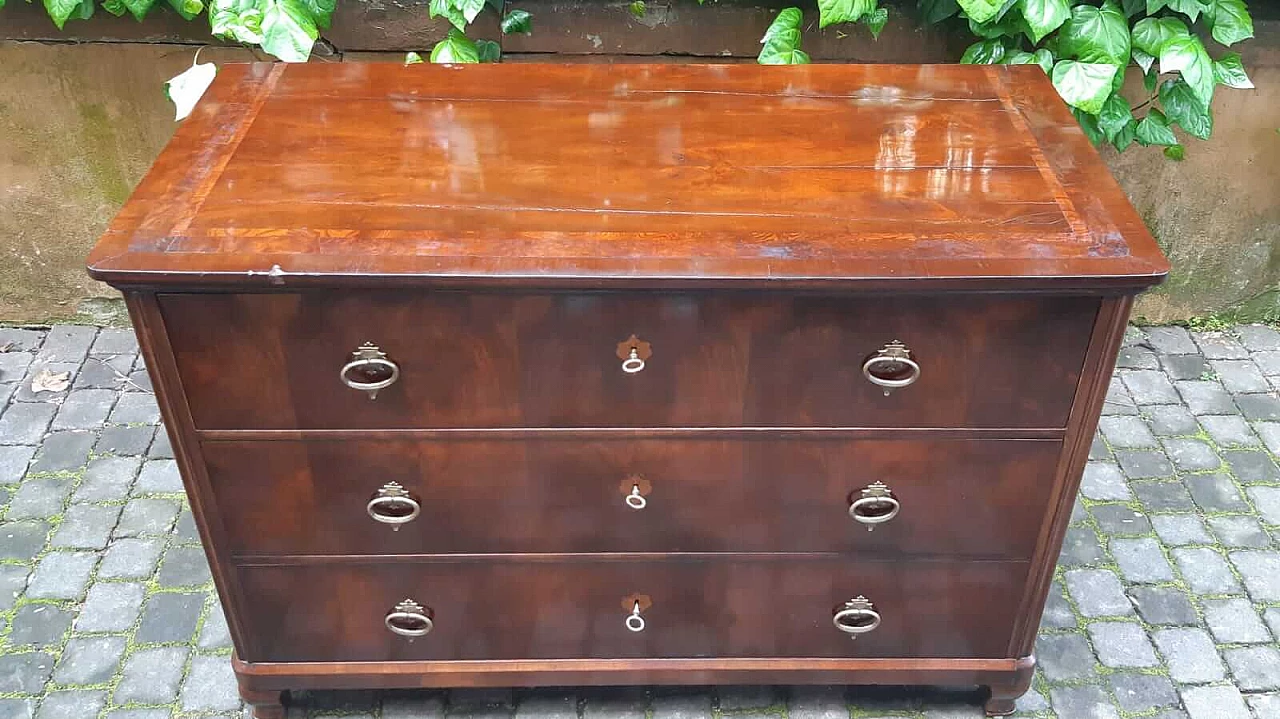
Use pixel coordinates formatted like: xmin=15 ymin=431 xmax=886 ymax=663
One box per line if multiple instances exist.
xmin=89 ymin=64 xmax=1167 ymax=718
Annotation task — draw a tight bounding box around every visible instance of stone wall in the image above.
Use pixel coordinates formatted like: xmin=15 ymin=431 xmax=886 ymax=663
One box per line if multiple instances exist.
xmin=0 ymin=0 xmax=1276 ymax=323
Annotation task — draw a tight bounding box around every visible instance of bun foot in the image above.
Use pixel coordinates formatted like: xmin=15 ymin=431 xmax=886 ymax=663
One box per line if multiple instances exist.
xmin=240 ymin=686 xmax=287 ymax=719
xmin=984 ymin=654 xmax=1035 ymax=717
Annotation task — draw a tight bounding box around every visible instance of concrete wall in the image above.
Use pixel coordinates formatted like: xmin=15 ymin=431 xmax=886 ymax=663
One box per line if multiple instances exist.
xmin=0 ymin=0 xmax=1276 ymax=324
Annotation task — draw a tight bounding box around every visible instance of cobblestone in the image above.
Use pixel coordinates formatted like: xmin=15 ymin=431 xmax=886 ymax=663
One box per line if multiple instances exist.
xmin=0 ymin=321 xmax=1276 ymax=718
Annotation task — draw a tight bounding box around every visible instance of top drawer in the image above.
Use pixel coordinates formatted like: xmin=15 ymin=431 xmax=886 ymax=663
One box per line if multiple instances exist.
xmin=160 ymin=292 xmax=1096 ymax=430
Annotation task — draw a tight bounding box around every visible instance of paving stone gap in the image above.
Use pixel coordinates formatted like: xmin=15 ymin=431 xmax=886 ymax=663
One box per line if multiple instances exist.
xmin=0 ymin=323 xmax=1278 ymax=717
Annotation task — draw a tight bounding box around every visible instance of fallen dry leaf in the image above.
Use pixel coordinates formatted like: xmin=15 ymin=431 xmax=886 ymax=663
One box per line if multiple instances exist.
xmin=30 ymin=368 xmax=71 ymax=393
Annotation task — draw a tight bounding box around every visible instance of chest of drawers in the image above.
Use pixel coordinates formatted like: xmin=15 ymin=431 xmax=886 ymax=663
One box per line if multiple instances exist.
xmin=88 ymin=62 xmax=1167 ymax=718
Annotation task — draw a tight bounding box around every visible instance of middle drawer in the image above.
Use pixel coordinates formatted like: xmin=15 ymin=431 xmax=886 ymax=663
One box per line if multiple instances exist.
xmin=204 ymin=437 xmax=1060 ymax=559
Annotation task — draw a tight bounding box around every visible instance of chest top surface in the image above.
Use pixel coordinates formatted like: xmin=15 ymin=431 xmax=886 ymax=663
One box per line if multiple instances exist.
xmin=87 ymin=62 xmax=1167 ymax=292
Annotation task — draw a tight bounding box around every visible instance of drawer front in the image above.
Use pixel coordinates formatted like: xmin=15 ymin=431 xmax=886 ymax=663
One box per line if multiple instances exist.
xmin=204 ymin=438 xmax=1059 ymax=558
xmin=235 ymin=558 xmax=1025 ymax=662
xmin=161 ymin=292 xmax=1096 ymax=430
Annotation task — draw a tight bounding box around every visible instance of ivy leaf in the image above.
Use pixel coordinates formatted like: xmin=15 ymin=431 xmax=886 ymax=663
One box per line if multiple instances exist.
xmin=1051 ymin=60 xmax=1118 ymax=115
xmin=758 ymin=7 xmax=810 ymax=64
xmin=1120 ymin=0 xmax=1144 ymax=15
xmin=1005 ymin=49 xmax=1053 ymax=73
xmin=43 ymin=0 xmax=84 ymax=28
xmin=1205 ymin=0 xmax=1253 ymax=46
xmin=1159 ymin=77 xmax=1213 ymax=139
xmin=1135 ymin=108 xmax=1178 ymax=146
xmin=863 ymin=6 xmax=888 ymax=39
xmin=1159 ymin=34 xmax=1214 ymax=107
xmin=103 ymin=0 xmax=129 ymax=16
xmin=1097 ymin=92 xmax=1133 ymax=141
xmin=1212 ymin=52 xmax=1253 ymax=89
xmin=302 ymin=0 xmax=334 ymax=29
xmin=1164 ymin=144 xmax=1185 ymax=160
xmin=1073 ymin=107 xmax=1105 ymax=146
xmin=1143 ymin=67 xmax=1158 ymax=93
xmin=1020 ymin=0 xmax=1068 ymax=43
xmin=1131 ymin=47 xmax=1154 ymax=74
xmin=817 ymin=0 xmax=875 ymax=28
xmin=1056 ymin=0 xmax=1130 ymax=67
xmin=918 ymin=0 xmax=959 ymax=23
xmin=429 ymin=0 xmax=468 ymax=32
xmin=259 ymin=0 xmax=318 ymax=63
xmin=431 ymin=27 xmax=481 ymax=62
xmin=1163 ymin=0 xmax=1209 ymax=22
xmin=210 ymin=0 xmax=264 ymax=44
xmin=476 ymin=38 xmax=501 ymax=62
xmin=1130 ymin=16 xmax=1189 ymax=56
xmin=629 ymin=0 xmax=645 ymax=18
xmin=1113 ymin=118 xmax=1138 ymax=150
xmin=404 ymin=51 xmax=424 ymax=64
xmin=165 ymin=0 xmax=203 ymax=21
xmin=501 ymin=8 xmax=532 ymax=33
xmin=961 ymin=38 xmax=1005 ymax=64
xmin=956 ymin=0 xmax=1000 ymax=23
xmin=455 ymin=0 xmax=485 ymax=23
xmin=121 ymin=0 xmax=157 ymax=20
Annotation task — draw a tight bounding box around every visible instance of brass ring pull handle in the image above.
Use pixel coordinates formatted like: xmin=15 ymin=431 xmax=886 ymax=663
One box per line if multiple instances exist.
xmin=385 ymin=599 xmax=434 ymax=638
xmin=367 ymin=482 xmax=421 ymax=530
xmin=341 ymin=342 xmax=400 ymax=400
xmin=833 ymin=596 xmax=881 ymax=638
xmin=848 ymin=481 xmax=900 ymax=531
xmin=616 ymin=335 xmax=652 ymax=375
xmin=626 ymin=601 xmax=646 ymax=632
xmin=625 ymin=485 xmax=647 ymax=510
xmin=862 ymin=341 xmax=920 ymax=395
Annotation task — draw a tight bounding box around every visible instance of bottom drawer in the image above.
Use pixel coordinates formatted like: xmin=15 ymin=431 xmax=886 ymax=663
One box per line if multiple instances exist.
xmin=235 ymin=558 xmax=1027 ymax=662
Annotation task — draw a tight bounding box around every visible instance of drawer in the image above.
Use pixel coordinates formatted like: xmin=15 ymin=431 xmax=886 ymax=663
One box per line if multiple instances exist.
xmin=234 ymin=558 xmax=1026 ymax=662
xmin=161 ymin=292 xmax=1096 ymax=430
xmin=203 ymin=438 xmax=1059 ymax=558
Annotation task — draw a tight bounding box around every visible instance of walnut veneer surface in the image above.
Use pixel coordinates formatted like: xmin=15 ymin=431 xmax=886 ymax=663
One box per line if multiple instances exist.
xmin=87 ymin=63 xmax=1168 ymax=718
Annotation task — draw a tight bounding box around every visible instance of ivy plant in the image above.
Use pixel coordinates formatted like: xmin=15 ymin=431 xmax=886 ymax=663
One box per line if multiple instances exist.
xmin=758 ymin=0 xmax=1255 ymax=156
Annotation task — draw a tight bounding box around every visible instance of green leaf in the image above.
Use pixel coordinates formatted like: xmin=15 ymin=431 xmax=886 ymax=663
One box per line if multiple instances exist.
xmin=259 ymin=0 xmax=318 ymax=63
xmin=501 ymin=8 xmax=532 ymax=33
xmin=817 ymin=0 xmax=875 ymax=27
xmin=758 ymin=7 xmax=810 ymax=64
xmin=1120 ymin=0 xmax=1144 ymax=16
xmin=120 ymin=0 xmax=157 ymax=20
xmin=1113 ymin=119 xmax=1138 ymax=150
xmin=1143 ymin=67 xmax=1158 ymax=93
xmin=42 ymin=0 xmax=82 ymax=28
xmin=1131 ymin=47 xmax=1155 ymax=74
xmin=1159 ymin=34 xmax=1214 ymax=107
xmin=1135 ymin=108 xmax=1178 ymax=146
xmin=1159 ymin=77 xmax=1213 ymax=139
xmin=165 ymin=0 xmax=203 ymax=21
xmin=210 ymin=0 xmax=264 ymax=44
xmin=628 ymin=0 xmax=645 ymax=17
xmin=956 ymin=0 xmax=1000 ymax=23
xmin=429 ymin=0 xmax=467 ymax=31
xmin=1051 ymin=60 xmax=1118 ymax=115
xmin=1164 ymin=144 xmax=1185 ymax=160
xmin=456 ymin=0 xmax=485 ymax=23
xmin=1056 ymin=0 xmax=1130 ymax=67
xmin=404 ymin=51 xmax=424 ymax=64
xmin=431 ymin=27 xmax=481 ymax=63
xmin=1098 ymin=92 xmax=1133 ymax=140
xmin=302 ymin=0 xmax=334 ymax=29
xmin=1164 ymin=0 xmax=1209 ymax=22
xmin=1020 ymin=0 xmax=1068 ymax=43
xmin=103 ymin=0 xmax=129 ymax=16
xmin=1206 ymin=0 xmax=1253 ymax=46
xmin=1073 ymin=107 xmax=1105 ymax=146
xmin=918 ymin=0 xmax=959 ymax=22
xmin=1006 ymin=50 xmax=1053 ymax=73
xmin=1212 ymin=52 xmax=1253 ymax=89
xmin=863 ymin=6 xmax=888 ymax=39
xmin=1130 ymin=16 xmax=1189 ymax=56
xmin=961 ymin=38 xmax=1005 ymax=64
xmin=476 ymin=38 xmax=501 ymax=62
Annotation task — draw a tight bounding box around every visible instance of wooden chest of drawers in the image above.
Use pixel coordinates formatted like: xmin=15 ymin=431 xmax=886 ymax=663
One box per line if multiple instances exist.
xmin=87 ymin=63 xmax=1168 ymax=717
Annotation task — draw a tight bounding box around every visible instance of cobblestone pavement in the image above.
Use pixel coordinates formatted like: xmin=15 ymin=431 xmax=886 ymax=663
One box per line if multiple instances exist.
xmin=0 ymin=323 xmax=1278 ymax=719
